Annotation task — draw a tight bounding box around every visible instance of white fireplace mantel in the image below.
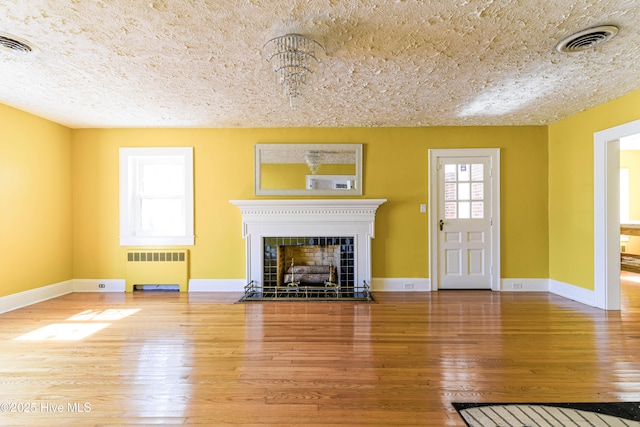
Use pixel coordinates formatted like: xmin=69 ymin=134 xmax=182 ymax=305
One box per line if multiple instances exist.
xmin=230 ymin=199 xmax=386 ymax=287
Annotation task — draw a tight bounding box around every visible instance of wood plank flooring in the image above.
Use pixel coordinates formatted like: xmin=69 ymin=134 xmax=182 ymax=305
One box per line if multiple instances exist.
xmin=1 ymin=279 xmax=640 ymax=426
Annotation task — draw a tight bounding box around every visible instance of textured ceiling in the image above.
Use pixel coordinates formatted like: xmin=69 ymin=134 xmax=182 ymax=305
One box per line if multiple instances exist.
xmin=0 ymin=0 xmax=639 ymax=129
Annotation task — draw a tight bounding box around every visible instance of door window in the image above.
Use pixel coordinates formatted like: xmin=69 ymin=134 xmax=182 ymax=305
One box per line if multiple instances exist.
xmin=443 ymin=163 xmax=484 ymax=220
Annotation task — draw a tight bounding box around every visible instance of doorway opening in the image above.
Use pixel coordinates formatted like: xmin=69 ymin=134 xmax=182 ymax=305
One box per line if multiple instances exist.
xmin=594 ymin=119 xmax=640 ymax=310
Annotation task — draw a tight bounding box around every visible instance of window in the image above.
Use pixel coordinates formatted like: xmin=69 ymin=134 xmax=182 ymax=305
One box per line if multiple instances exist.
xmin=443 ymin=162 xmax=485 ymax=219
xmin=120 ymin=147 xmax=194 ymax=246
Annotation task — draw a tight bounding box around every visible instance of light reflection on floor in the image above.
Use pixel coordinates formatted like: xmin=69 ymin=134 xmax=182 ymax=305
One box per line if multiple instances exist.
xmin=621 ymin=271 xmax=640 ymax=313
xmin=67 ymin=308 xmax=140 ymax=321
xmin=621 ymin=271 xmax=640 ymax=284
xmin=13 ymin=308 xmax=140 ymax=341
xmin=14 ymin=322 xmax=111 ymax=341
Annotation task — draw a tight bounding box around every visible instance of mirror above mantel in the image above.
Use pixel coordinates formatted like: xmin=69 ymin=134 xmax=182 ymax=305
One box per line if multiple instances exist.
xmin=255 ymin=143 xmax=363 ymax=196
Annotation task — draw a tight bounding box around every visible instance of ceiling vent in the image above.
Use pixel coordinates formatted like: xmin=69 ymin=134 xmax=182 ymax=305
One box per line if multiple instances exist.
xmin=0 ymin=33 xmax=34 ymax=54
xmin=556 ymin=25 xmax=619 ymax=53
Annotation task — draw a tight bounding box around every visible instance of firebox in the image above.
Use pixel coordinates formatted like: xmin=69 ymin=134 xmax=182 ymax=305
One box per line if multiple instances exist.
xmin=263 ymin=236 xmax=354 ymax=289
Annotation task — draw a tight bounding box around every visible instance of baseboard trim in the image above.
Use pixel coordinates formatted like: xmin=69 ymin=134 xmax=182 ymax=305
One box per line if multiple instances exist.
xmin=73 ymin=278 xmax=245 ymax=293
xmin=188 ymin=279 xmax=245 ymax=292
xmin=73 ymin=279 xmax=126 ymax=292
xmin=370 ymin=278 xmax=431 ymax=292
xmin=0 ymin=280 xmax=74 ymax=314
xmin=501 ymin=278 xmax=549 ymax=292
xmin=0 ymin=277 xmax=600 ymax=313
xmin=549 ymin=279 xmax=596 ymax=307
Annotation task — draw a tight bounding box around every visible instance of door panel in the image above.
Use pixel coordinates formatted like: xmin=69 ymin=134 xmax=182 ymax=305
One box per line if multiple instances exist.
xmin=445 ymin=249 xmax=462 ymax=275
xmin=445 ymin=231 xmax=461 ymax=242
xmin=469 ymin=249 xmax=484 ymax=275
xmin=468 ymin=231 xmax=484 ymax=242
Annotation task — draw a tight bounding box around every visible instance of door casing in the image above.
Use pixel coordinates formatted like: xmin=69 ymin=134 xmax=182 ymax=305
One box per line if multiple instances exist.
xmin=428 ymin=148 xmax=501 ymax=291
xmin=594 ymin=119 xmax=640 ymax=310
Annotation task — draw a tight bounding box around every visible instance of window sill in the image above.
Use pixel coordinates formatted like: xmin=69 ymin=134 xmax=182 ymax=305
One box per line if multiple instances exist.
xmin=120 ymin=236 xmax=194 ymax=247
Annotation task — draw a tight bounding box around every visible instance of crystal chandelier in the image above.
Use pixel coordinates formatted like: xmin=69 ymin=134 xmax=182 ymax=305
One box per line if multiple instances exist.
xmin=304 ymin=150 xmax=323 ymax=174
xmin=263 ymin=33 xmax=325 ymax=108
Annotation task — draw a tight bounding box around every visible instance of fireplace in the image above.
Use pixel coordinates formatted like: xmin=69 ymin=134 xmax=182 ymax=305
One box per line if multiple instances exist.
xmin=264 ymin=236 xmax=354 ymax=287
xmin=230 ymin=199 xmax=386 ymax=300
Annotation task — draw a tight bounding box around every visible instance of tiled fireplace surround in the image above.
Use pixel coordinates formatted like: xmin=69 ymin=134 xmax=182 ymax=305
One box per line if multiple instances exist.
xmin=230 ymin=199 xmax=386 ymax=289
xmin=266 ymin=236 xmax=352 ymax=288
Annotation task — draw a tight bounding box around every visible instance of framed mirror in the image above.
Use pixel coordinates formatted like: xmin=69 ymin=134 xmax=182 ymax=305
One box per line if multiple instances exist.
xmin=255 ymin=143 xmax=363 ymax=196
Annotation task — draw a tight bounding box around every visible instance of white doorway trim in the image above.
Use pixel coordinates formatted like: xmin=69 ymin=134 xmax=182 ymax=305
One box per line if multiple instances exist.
xmin=428 ymin=148 xmax=501 ymax=291
xmin=594 ymin=119 xmax=640 ymax=310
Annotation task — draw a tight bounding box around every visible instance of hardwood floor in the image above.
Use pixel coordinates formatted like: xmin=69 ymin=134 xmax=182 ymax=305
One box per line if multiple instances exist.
xmin=1 ymin=284 xmax=640 ymax=426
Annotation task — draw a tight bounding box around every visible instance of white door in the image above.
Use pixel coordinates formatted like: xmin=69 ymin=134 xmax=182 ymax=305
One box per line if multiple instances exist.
xmin=429 ymin=149 xmax=500 ymax=290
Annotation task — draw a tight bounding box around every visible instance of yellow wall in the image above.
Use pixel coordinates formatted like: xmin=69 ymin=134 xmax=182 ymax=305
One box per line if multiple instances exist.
xmin=548 ymin=89 xmax=640 ymax=289
xmin=0 ymin=104 xmax=72 ymax=297
xmin=8 ymin=87 xmax=640 ymax=295
xmin=71 ymin=126 xmax=549 ymax=282
xmin=5 ymin=87 xmax=640 ymax=296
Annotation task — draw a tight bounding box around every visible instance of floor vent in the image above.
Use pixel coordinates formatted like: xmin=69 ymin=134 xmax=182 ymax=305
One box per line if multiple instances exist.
xmin=133 ymin=284 xmax=180 ymax=292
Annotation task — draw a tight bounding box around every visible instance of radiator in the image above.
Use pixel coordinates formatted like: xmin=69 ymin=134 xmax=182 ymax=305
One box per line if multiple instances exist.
xmin=125 ymin=250 xmax=189 ymax=292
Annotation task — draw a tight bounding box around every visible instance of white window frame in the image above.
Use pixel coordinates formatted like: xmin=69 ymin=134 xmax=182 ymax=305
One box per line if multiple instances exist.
xmin=119 ymin=147 xmax=194 ymax=246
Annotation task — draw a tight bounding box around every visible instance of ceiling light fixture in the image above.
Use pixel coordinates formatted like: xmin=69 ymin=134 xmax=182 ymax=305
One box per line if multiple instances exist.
xmin=304 ymin=150 xmax=323 ymax=174
xmin=263 ymin=33 xmax=325 ymax=108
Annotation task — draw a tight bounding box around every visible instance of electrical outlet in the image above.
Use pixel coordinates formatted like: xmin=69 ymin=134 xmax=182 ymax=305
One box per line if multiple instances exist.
xmin=512 ymin=282 xmax=523 ymax=290
xmin=98 ymin=283 xmax=106 ymax=289
xmin=404 ymin=283 xmax=414 ymax=289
